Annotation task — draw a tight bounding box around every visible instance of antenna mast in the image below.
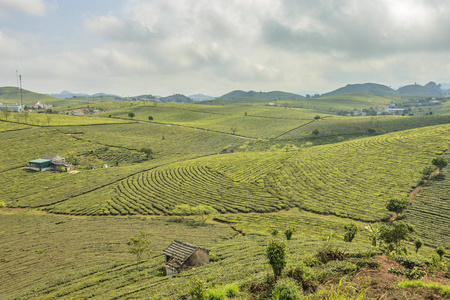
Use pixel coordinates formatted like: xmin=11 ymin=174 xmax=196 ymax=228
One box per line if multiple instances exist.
xmin=19 ymin=75 xmax=23 ymax=109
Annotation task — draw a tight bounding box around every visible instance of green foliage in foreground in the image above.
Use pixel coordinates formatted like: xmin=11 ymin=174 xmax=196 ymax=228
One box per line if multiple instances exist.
xmin=397 ymin=279 xmax=450 ymax=297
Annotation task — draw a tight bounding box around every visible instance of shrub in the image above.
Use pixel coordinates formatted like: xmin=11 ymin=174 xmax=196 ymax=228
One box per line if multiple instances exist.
xmin=206 ymin=288 xmax=225 ymax=300
xmin=284 ymin=228 xmax=294 ymax=240
xmin=344 ymin=223 xmax=357 ymax=242
xmin=189 ymin=278 xmax=208 ymax=300
xmin=267 ymin=239 xmax=287 ymax=278
xmin=394 ymin=256 xmax=424 ymax=269
xmin=223 ymin=283 xmax=239 ymax=298
xmin=436 ymin=246 xmax=446 ymax=261
xmin=356 ymin=259 xmax=381 ymax=269
xmin=388 ymin=267 xmax=426 ymax=279
xmin=271 ymin=278 xmax=302 ymax=300
xmin=414 ymin=239 xmax=423 ymax=254
xmin=316 ymin=244 xmax=347 ymax=264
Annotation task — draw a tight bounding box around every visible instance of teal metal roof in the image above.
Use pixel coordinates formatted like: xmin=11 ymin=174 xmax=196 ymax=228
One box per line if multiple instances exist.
xmin=28 ymin=159 xmax=52 ymax=164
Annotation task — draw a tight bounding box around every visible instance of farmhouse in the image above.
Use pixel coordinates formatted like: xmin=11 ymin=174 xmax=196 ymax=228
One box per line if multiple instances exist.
xmin=28 ymin=154 xmax=72 ymax=172
xmin=163 ymin=240 xmax=209 ymax=275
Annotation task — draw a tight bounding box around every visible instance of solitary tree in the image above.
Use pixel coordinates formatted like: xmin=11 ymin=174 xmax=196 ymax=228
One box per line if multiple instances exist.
xmin=266 ymin=239 xmax=287 ymax=279
xmin=148 ymin=116 xmax=153 ymax=121
xmin=414 ymin=239 xmax=423 ymax=254
xmin=312 ymin=129 xmax=319 ymax=135
xmin=379 ymin=221 xmax=414 ymax=251
xmin=140 ymin=147 xmax=154 ymax=160
xmin=386 ymin=198 xmax=409 ymax=218
xmin=432 ymin=157 xmax=448 ymax=171
xmin=128 ymin=112 xmax=135 ymax=119
xmin=127 ymin=231 xmax=152 ymax=268
xmin=344 ymin=223 xmax=358 ymax=242
xmin=284 ymin=227 xmax=295 ymax=240
xmin=22 ymin=111 xmax=29 ymax=124
xmin=1 ymin=108 xmax=11 ymax=121
xmin=314 ymin=115 xmax=320 ymax=120
xmin=436 ymin=246 xmax=446 ymax=261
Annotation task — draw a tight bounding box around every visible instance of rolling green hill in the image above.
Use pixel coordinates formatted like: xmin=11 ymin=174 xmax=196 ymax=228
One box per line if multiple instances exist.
xmin=398 ymin=84 xmax=443 ymax=97
xmin=219 ymin=90 xmax=304 ymax=100
xmin=0 ymin=86 xmax=59 ymax=105
xmin=1 ymin=97 xmax=449 ymax=299
xmin=323 ymin=83 xmax=398 ymax=97
xmin=159 ymin=94 xmax=193 ymax=103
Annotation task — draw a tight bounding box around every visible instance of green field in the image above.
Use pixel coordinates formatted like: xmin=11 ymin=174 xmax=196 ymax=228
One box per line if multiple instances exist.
xmin=1 ymin=97 xmax=449 ymax=299
xmin=405 ymin=153 xmax=450 ymax=247
xmin=278 ymin=114 xmax=450 ymax=139
xmin=103 ymin=103 xmax=329 ymax=138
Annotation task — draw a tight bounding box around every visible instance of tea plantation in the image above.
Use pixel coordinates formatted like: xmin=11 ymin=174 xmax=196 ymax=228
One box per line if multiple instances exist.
xmin=1 ymin=100 xmax=449 ymax=299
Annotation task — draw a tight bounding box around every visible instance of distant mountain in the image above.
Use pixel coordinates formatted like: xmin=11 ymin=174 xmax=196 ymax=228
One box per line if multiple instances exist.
xmin=48 ymin=91 xmax=117 ymax=98
xmin=159 ymin=94 xmax=193 ymax=103
xmin=323 ymin=83 xmax=398 ymax=97
xmin=189 ymin=94 xmax=215 ymax=101
xmin=219 ymin=90 xmax=304 ymax=100
xmin=398 ymin=84 xmax=443 ymax=97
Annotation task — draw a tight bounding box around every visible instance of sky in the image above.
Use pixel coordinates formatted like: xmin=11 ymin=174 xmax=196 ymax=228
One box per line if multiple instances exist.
xmin=1 ymin=0 xmax=450 ymax=97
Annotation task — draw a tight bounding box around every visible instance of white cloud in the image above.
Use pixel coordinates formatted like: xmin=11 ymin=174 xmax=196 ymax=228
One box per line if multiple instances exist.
xmin=0 ymin=30 xmax=24 ymax=57
xmin=0 ymin=0 xmax=46 ymax=16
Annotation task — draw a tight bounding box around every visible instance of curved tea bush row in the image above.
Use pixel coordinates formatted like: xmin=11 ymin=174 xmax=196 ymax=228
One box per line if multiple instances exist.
xmin=279 ymin=114 xmax=450 ymax=139
xmin=264 ymin=126 xmax=450 ymax=221
xmin=405 ymin=153 xmax=450 ymax=247
xmin=42 ymin=125 xmax=450 ymax=219
xmin=108 ymin=163 xmax=283 ymax=215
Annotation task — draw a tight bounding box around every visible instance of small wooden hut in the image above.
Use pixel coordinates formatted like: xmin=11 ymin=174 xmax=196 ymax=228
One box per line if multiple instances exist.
xmin=163 ymin=240 xmax=209 ymax=275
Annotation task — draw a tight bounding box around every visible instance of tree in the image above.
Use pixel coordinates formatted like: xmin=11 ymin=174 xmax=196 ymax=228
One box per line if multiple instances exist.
xmin=414 ymin=239 xmax=423 ymax=254
xmin=432 ymin=157 xmax=448 ymax=171
xmin=148 ymin=116 xmax=153 ymax=121
xmin=344 ymin=223 xmax=357 ymax=242
xmin=379 ymin=221 xmax=414 ymax=250
xmin=22 ymin=111 xmax=29 ymax=124
xmin=1 ymin=107 xmax=11 ymax=121
xmin=366 ymin=223 xmax=380 ymax=246
xmin=367 ymin=128 xmax=376 ymax=134
xmin=386 ymin=198 xmax=409 ymax=218
xmin=140 ymin=147 xmax=154 ymax=160
xmin=284 ymin=227 xmax=294 ymax=240
xmin=128 ymin=112 xmax=135 ymax=119
xmin=267 ymin=239 xmax=287 ymax=279
xmin=46 ymin=115 xmax=52 ymax=126
xmin=312 ymin=129 xmax=319 ymax=135
xmin=436 ymin=246 xmax=446 ymax=261
xmin=127 ymin=231 xmax=152 ymax=268
xmin=314 ymin=115 xmax=320 ymax=120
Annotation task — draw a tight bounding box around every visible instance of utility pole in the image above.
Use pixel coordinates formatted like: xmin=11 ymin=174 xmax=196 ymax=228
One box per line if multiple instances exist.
xmin=19 ymin=75 xmax=23 ymax=109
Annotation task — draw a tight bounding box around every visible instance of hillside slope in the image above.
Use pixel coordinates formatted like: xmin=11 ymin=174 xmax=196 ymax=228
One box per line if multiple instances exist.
xmin=219 ymin=90 xmax=304 ymax=100
xmin=323 ymin=83 xmax=398 ymax=97
xmin=0 ymin=86 xmax=59 ymax=105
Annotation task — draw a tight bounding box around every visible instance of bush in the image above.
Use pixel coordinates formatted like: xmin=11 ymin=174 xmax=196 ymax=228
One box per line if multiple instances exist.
xmin=388 ymin=267 xmax=426 ymax=279
xmin=189 ymin=278 xmax=207 ymax=300
xmin=316 ymin=244 xmax=348 ymax=264
xmin=271 ymin=278 xmax=302 ymax=300
xmin=344 ymin=223 xmax=357 ymax=242
xmin=206 ymin=288 xmax=225 ymax=300
xmin=284 ymin=228 xmax=294 ymax=240
xmin=267 ymin=239 xmax=287 ymax=278
xmin=394 ymin=256 xmax=425 ymax=269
